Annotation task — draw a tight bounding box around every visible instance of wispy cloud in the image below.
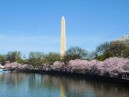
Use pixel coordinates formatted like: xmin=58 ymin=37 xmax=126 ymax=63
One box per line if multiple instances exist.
xmin=0 ymin=34 xmax=60 ymax=54
xmin=67 ymin=34 xmax=114 ymax=51
xmin=0 ymin=33 xmax=114 ymax=55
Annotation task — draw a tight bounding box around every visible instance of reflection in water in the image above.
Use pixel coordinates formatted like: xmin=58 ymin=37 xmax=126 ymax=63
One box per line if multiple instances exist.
xmin=0 ymin=72 xmax=129 ymax=97
xmin=60 ymin=83 xmax=66 ymax=97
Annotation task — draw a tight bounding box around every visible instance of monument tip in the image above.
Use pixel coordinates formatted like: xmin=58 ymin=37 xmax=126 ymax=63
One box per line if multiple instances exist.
xmin=62 ymin=16 xmax=65 ymax=20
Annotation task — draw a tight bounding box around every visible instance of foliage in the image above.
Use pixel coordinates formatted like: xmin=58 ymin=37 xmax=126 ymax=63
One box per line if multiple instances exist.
xmin=28 ymin=52 xmax=45 ymax=67
xmin=5 ymin=51 xmax=22 ymax=62
xmin=122 ymin=47 xmax=129 ymax=58
xmin=96 ymin=42 xmax=110 ymax=55
xmin=86 ymin=51 xmax=98 ymax=60
xmin=44 ymin=52 xmax=61 ymax=65
xmin=50 ymin=57 xmax=129 ymax=78
xmin=63 ymin=46 xmax=88 ymax=63
xmin=0 ymin=55 xmax=6 ymax=65
xmin=1 ymin=43 xmax=129 ymax=67
xmin=95 ymin=42 xmax=129 ymax=60
xmin=109 ymin=44 xmax=126 ymax=57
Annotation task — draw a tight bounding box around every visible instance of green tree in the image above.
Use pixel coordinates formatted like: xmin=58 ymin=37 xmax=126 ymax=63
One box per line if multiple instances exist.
xmin=96 ymin=52 xmax=112 ymax=61
xmin=95 ymin=42 xmax=128 ymax=60
xmin=0 ymin=55 xmax=6 ymax=65
xmin=63 ymin=46 xmax=88 ymax=63
xmin=122 ymin=47 xmax=129 ymax=58
xmin=28 ymin=52 xmax=45 ymax=67
xmin=87 ymin=51 xmax=98 ymax=60
xmin=6 ymin=51 xmax=22 ymax=62
xmin=44 ymin=52 xmax=61 ymax=65
xmin=96 ymin=42 xmax=110 ymax=55
xmin=109 ymin=44 xmax=126 ymax=57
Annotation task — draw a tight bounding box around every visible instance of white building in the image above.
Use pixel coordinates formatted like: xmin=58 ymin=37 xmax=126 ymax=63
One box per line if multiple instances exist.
xmin=111 ymin=35 xmax=129 ymax=46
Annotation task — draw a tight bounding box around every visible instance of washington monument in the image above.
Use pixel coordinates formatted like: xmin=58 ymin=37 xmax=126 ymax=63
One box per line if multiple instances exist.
xmin=60 ymin=16 xmax=66 ymax=56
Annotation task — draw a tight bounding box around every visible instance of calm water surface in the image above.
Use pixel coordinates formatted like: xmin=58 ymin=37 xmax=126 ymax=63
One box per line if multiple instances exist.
xmin=0 ymin=72 xmax=129 ymax=97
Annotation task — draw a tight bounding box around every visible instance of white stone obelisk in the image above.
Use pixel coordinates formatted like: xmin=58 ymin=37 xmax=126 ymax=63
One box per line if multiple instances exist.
xmin=60 ymin=16 xmax=66 ymax=57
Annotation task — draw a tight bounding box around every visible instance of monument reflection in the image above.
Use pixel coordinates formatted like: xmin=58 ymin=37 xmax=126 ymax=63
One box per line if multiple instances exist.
xmin=0 ymin=72 xmax=129 ymax=97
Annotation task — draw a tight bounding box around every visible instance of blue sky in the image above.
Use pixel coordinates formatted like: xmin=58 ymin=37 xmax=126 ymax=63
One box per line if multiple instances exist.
xmin=0 ymin=0 xmax=129 ymax=55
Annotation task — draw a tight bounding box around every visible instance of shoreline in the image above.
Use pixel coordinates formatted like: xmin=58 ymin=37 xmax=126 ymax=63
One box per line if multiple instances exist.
xmin=17 ymin=69 xmax=129 ymax=86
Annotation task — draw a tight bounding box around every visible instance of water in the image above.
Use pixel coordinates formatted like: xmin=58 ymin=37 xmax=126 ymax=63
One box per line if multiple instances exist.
xmin=0 ymin=72 xmax=129 ymax=97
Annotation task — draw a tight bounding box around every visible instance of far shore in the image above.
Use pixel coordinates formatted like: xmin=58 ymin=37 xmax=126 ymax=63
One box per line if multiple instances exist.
xmin=15 ymin=69 xmax=129 ymax=86
xmin=1 ymin=57 xmax=129 ymax=85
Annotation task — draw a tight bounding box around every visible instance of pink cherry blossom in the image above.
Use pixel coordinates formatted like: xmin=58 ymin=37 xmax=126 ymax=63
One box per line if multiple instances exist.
xmin=51 ymin=57 xmax=129 ymax=78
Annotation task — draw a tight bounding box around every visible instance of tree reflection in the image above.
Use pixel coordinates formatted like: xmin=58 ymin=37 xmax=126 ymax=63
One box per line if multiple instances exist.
xmin=0 ymin=73 xmax=129 ymax=97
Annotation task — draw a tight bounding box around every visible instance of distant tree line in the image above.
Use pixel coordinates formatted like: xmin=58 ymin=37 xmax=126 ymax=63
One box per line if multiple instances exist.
xmin=0 ymin=47 xmax=87 ymax=67
xmin=0 ymin=42 xmax=129 ymax=66
xmin=94 ymin=42 xmax=129 ymax=61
